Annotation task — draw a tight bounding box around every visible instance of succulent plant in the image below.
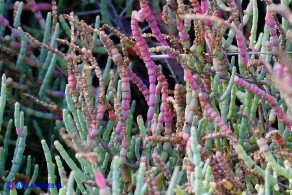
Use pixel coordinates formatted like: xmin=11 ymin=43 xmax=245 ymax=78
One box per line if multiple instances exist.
xmin=0 ymin=0 xmax=292 ymax=194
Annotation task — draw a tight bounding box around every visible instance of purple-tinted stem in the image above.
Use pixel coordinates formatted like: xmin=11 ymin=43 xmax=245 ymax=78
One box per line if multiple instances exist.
xmin=53 ymin=70 xmax=63 ymax=77
xmin=131 ymin=10 xmax=157 ymax=121
xmin=54 ymin=113 xmax=62 ymax=120
xmin=67 ymin=73 xmax=76 ymax=96
xmin=190 ymin=0 xmax=202 ymax=14
xmin=27 ymin=0 xmax=46 ymax=29
xmin=176 ymin=16 xmax=191 ymax=50
xmin=185 ymin=70 xmax=199 ymax=91
xmin=201 ymin=0 xmax=212 ymax=26
xmin=121 ymin=76 xmax=131 ymax=120
xmin=177 ymin=22 xmax=189 ymax=43
xmin=198 ymin=93 xmax=233 ymax=135
xmin=164 ymin=101 xmax=172 ymax=134
xmin=234 ymin=76 xmax=292 ymax=130
xmin=22 ymin=57 xmax=40 ymax=67
xmin=158 ymin=74 xmax=172 ymax=133
xmin=11 ymin=28 xmax=21 ymax=39
xmin=235 ymin=32 xmax=249 ymax=66
xmin=47 ymin=90 xmax=65 ymax=98
xmin=126 ymin=68 xmax=150 ymax=102
xmin=89 ymin=121 xmax=97 ymax=140
xmin=139 ymin=1 xmax=176 ymax=59
xmin=16 ymin=128 xmax=24 ymax=137
xmin=95 ymin=172 xmax=107 ymax=189
xmin=115 ymin=122 xmax=123 ymax=142
xmin=274 ymin=63 xmax=292 ymax=86
xmin=10 ymin=42 xmax=32 ymax=51
xmin=274 ymin=63 xmax=284 ymax=78
xmin=265 ymin=11 xmax=279 ymax=52
xmin=194 ymin=73 xmax=206 ymax=93
xmin=0 ymin=15 xmax=9 ymax=27
xmin=201 ymin=0 xmax=207 ymax=13
xmin=96 ymin=104 xmax=106 ymax=121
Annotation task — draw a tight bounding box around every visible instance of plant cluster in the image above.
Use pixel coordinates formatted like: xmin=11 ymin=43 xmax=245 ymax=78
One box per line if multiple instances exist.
xmin=0 ymin=0 xmax=292 ymax=194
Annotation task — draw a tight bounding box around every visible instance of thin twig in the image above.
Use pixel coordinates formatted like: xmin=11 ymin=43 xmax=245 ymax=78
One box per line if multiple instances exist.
xmin=119 ymin=0 xmax=134 ymax=17
xmin=150 ymin=51 xmax=292 ymax=59
xmin=76 ymin=10 xmax=100 ymax=16
xmin=163 ymin=58 xmax=179 ymax=83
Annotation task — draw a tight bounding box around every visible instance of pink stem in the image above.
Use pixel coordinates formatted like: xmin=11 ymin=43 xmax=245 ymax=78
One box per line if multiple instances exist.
xmin=96 ymin=104 xmax=106 ymax=121
xmin=185 ymin=70 xmax=199 ymax=91
xmin=16 ymin=128 xmax=24 ymax=137
xmin=201 ymin=0 xmax=207 ymax=13
xmin=10 ymin=42 xmax=32 ymax=51
xmin=198 ymin=93 xmax=233 ymax=135
xmin=108 ymin=106 xmax=116 ymax=121
xmin=236 ymin=33 xmax=249 ymax=66
xmin=131 ymin=10 xmax=157 ymax=121
xmin=67 ymin=73 xmax=76 ymax=95
xmin=126 ymin=68 xmax=150 ymax=102
xmin=177 ymin=21 xmax=190 ymax=47
xmin=140 ymin=1 xmax=176 ymax=59
xmin=94 ymin=172 xmax=111 ymax=195
xmin=265 ymin=11 xmax=279 ymax=51
xmin=121 ymin=76 xmax=131 ymax=120
xmin=23 ymin=57 xmax=40 ymax=67
xmin=234 ymin=76 xmax=292 ymax=130
xmin=0 ymin=15 xmax=9 ymax=27
xmin=189 ymin=0 xmax=202 ymax=14
xmin=26 ymin=0 xmax=46 ymax=29
xmin=99 ymin=31 xmax=131 ymax=139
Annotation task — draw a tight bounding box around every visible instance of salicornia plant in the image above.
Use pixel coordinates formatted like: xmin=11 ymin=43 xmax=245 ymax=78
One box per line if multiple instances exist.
xmin=0 ymin=0 xmax=292 ymax=194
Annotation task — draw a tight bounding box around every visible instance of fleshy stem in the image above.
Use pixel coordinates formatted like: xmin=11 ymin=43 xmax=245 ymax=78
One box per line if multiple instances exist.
xmin=139 ymin=0 xmax=176 ymax=59
xmin=131 ymin=10 xmax=157 ymax=121
xmin=234 ymin=76 xmax=292 ymax=130
xmin=198 ymin=92 xmax=233 ymax=135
